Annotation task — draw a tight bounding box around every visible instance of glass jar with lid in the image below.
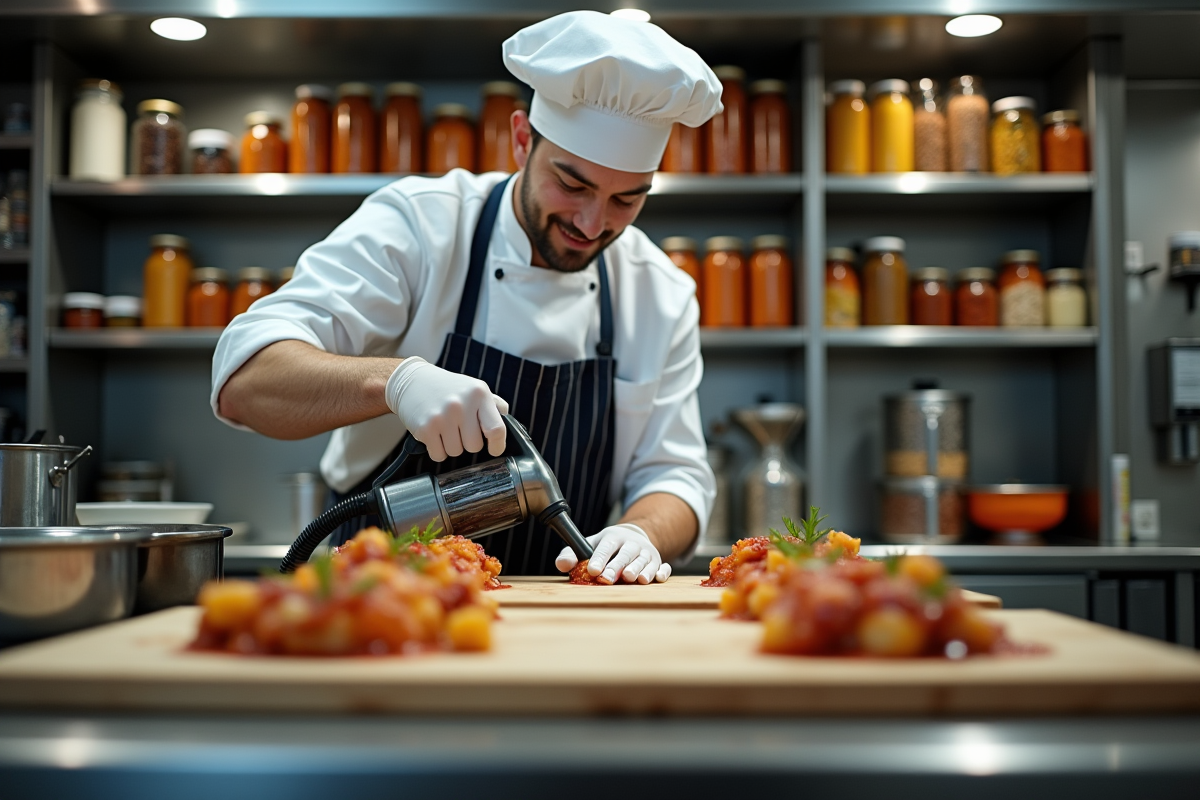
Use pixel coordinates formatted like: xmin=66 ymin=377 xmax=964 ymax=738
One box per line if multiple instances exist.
xmin=912 ymin=78 xmax=947 ymax=172
xmin=240 ymin=112 xmax=287 ymax=174
xmin=946 ymin=76 xmax=988 ymax=172
xmin=231 ymin=267 xmax=274 ymax=316
xmin=661 ymin=122 xmax=704 ymax=173
xmin=380 ymin=83 xmax=423 ymax=174
xmin=749 ymin=234 xmax=793 ymax=327
xmin=62 ymin=293 xmax=105 ymax=329
xmin=910 ymin=267 xmax=952 ymax=325
xmin=132 ymin=99 xmax=186 ymax=175
xmin=189 ymin=129 xmax=235 ymax=174
xmin=478 ymin=81 xmax=521 ymax=173
xmin=290 ymin=84 xmax=332 ymax=174
xmin=998 ymin=249 xmax=1046 ymax=327
xmin=661 ymin=236 xmax=702 ymax=307
xmin=103 ymin=295 xmax=141 ymax=328
xmin=826 ymin=80 xmax=869 ymax=174
xmin=825 ymin=247 xmax=860 ymax=328
xmin=69 ymin=79 xmax=126 ymax=180
xmin=749 ymin=79 xmax=791 ymax=174
xmin=701 ymin=236 xmax=746 ymax=327
xmin=954 ymin=267 xmax=998 ymax=326
xmin=868 ymin=79 xmax=913 ymax=173
xmin=143 ymin=234 xmax=193 ymax=327
xmin=1042 ymin=110 xmax=1087 ymax=172
xmin=991 ymin=97 xmax=1041 ymax=174
xmin=333 ymin=83 xmax=377 ymax=174
xmin=862 ymin=236 xmax=908 ymax=325
xmin=426 ymin=104 xmax=476 ymax=175
xmin=705 ymin=66 xmax=747 ymax=174
xmin=186 ymin=268 xmax=231 ymax=327
xmin=278 ymin=266 xmax=295 ymax=285
xmin=1045 ymin=268 xmax=1087 ymax=327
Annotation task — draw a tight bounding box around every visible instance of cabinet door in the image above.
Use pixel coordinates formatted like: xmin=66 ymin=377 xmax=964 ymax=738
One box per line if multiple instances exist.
xmin=954 ymin=575 xmax=1088 ymax=619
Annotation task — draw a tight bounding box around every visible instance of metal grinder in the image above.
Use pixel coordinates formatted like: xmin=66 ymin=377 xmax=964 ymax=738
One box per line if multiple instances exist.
xmin=280 ymin=415 xmax=594 ymax=573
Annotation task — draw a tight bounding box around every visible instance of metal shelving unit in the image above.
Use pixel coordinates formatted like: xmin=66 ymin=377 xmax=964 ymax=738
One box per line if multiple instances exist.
xmin=0 ymin=134 xmax=32 ymax=150
xmin=0 ymin=249 xmax=30 ymax=264
xmin=48 ymin=328 xmax=224 ymax=349
xmin=823 ymin=327 xmax=1099 ymax=348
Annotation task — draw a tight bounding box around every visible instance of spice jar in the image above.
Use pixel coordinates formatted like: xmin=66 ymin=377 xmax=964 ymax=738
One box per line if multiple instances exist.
xmin=826 ymin=80 xmax=869 ymax=174
xmin=868 ymin=80 xmax=913 ymax=173
xmin=749 ymin=79 xmax=791 ymax=174
xmin=825 ymin=247 xmax=860 ymax=328
xmin=290 ymin=84 xmax=332 ymax=174
xmin=954 ymin=267 xmax=998 ymax=327
xmin=748 ymin=235 xmax=793 ymax=327
xmin=143 ymin=234 xmax=193 ymax=328
xmin=946 ymin=76 xmax=988 ymax=172
xmin=912 ymin=78 xmax=947 ymax=172
xmin=426 ymin=104 xmax=476 ymax=175
xmin=380 ymin=82 xmax=423 ymax=174
xmin=132 ymin=99 xmax=185 ymax=175
xmin=239 ymin=112 xmax=287 ymax=174
xmin=1042 ymin=110 xmax=1087 ymax=172
xmin=231 ymin=267 xmax=274 ymax=316
xmin=186 ymin=268 xmax=231 ymax=328
xmin=862 ymin=236 xmax=908 ymax=325
xmin=333 ymin=83 xmax=377 ymax=174
xmin=991 ymin=97 xmax=1041 ymax=175
xmin=478 ymin=81 xmax=521 ymax=173
xmin=705 ymin=66 xmax=747 ymax=174
xmin=661 ymin=236 xmax=702 ymax=307
xmin=189 ymin=129 xmax=235 ymax=174
xmin=103 ymin=295 xmax=141 ymax=327
xmin=278 ymin=266 xmax=295 ymax=285
xmin=62 ymin=293 xmax=105 ymax=329
xmin=1045 ymin=268 xmax=1087 ymax=327
xmin=910 ymin=267 xmax=952 ymax=325
xmin=69 ymin=79 xmax=126 ymax=181
xmin=661 ymin=122 xmax=704 ymax=172
xmin=999 ymin=250 xmax=1046 ymax=327
xmin=701 ymin=236 xmax=746 ymax=327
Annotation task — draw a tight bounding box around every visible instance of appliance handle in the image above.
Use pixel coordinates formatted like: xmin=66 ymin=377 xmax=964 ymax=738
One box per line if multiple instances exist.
xmin=48 ymin=445 xmax=93 ymax=489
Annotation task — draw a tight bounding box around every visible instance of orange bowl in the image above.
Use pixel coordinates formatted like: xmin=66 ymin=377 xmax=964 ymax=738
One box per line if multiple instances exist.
xmin=967 ymin=485 xmax=1068 ymax=534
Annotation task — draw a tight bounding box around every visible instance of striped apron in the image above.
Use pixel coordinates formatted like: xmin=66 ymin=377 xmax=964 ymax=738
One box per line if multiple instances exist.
xmin=329 ymin=176 xmax=617 ymax=575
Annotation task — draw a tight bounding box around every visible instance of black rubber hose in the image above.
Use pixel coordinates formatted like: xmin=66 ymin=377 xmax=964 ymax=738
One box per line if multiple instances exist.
xmin=279 ymin=490 xmax=378 ymax=574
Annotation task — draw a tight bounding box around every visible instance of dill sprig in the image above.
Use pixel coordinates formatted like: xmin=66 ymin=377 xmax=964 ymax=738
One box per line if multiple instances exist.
xmin=768 ymin=506 xmax=832 ymax=560
xmin=390 ymin=518 xmax=444 ymax=556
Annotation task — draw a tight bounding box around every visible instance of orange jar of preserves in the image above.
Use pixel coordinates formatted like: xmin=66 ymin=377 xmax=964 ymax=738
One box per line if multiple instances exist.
xmin=290 ymin=84 xmax=332 ymax=174
xmin=862 ymin=236 xmax=908 ymax=325
xmin=231 ymin=267 xmax=273 ymax=316
xmin=661 ymin=122 xmax=704 ymax=173
xmin=186 ymin=268 xmax=231 ymax=328
xmin=478 ymin=82 xmax=520 ymax=173
xmin=954 ymin=268 xmax=998 ymax=326
xmin=910 ymin=267 xmax=952 ymax=326
xmin=239 ymin=111 xmax=287 ymax=174
xmin=661 ymin=236 xmax=702 ymax=307
xmin=748 ymin=235 xmax=793 ymax=326
xmin=333 ymin=83 xmax=376 ymax=174
xmin=827 ymin=80 xmax=870 ymax=174
xmin=1041 ymin=110 xmax=1087 ymax=172
xmin=705 ymin=66 xmax=747 ymax=174
xmin=426 ymin=104 xmax=476 ymax=175
xmin=749 ymin=79 xmax=791 ymax=174
xmin=143 ymin=234 xmax=193 ymax=328
xmin=701 ymin=236 xmax=746 ymax=327
xmin=825 ymin=247 xmax=861 ymax=328
xmin=380 ymin=83 xmax=423 ymax=174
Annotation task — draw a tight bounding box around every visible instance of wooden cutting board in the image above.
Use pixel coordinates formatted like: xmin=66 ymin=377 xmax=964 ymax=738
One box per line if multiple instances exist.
xmin=495 ymin=576 xmax=1003 ymax=610
xmin=0 ymin=606 xmax=1195 ymax=716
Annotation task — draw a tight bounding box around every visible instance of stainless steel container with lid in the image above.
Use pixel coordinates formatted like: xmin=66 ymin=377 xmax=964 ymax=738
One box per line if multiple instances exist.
xmin=879 ymin=476 xmax=965 ymax=543
xmin=733 ymin=403 xmax=805 ymax=537
xmin=0 ymin=443 xmax=93 ymax=526
xmin=884 ymin=383 xmax=970 ymax=480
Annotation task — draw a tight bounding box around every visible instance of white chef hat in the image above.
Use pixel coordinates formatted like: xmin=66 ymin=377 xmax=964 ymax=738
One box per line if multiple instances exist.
xmin=502 ymin=10 xmax=723 ymax=173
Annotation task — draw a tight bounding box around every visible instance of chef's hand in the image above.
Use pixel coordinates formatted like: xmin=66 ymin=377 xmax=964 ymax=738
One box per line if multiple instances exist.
xmin=385 ymin=356 xmax=509 ymax=462
xmin=555 ymin=523 xmax=672 ymax=585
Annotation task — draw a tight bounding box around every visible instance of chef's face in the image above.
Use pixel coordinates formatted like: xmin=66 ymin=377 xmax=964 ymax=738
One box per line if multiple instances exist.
xmin=512 ymin=111 xmax=654 ymax=273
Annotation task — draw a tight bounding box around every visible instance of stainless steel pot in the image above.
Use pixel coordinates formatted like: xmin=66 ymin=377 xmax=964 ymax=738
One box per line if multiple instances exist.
xmin=0 ymin=443 xmax=94 ymax=526
xmin=108 ymin=524 xmax=233 ymax=614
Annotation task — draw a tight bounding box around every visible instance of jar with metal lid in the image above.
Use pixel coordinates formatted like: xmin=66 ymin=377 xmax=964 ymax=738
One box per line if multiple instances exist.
xmin=240 ymin=112 xmax=287 ymax=174
xmin=132 ymin=99 xmax=185 ymax=175
xmin=946 ymin=76 xmax=988 ymax=172
xmin=1045 ymin=268 xmax=1087 ymax=327
xmin=189 ymin=129 xmax=235 ymax=174
xmin=426 ymin=104 xmax=476 ymax=175
xmin=999 ymin=249 xmax=1046 ymax=327
xmin=1041 ymin=110 xmax=1087 ymax=172
xmin=749 ymin=79 xmax=791 ymax=174
xmin=701 ymin=236 xmax=746 ymax=327
xmin=103 ymin=295 xmax=141 ymax=327
xmin=479 ymin=81 xmax=521 ymax=173
xmin=661 ymin=122 xmax=703 ymax=173
xmin=868 ymin=79 xmax=913 ymax=173
xmin=62 ymin=293 xmax=104 ymax=329
xmin=333 ymin=83 xmax=376 ymax=174
xmin=991 ymin=97 xmax=1041 ymax=174
xmin=826 ymin=80 xmax=869 ymax=174
xmin=912 ymin=78 xmax=947 ymax=172
xmin=705 ymin=66 xmax=747 ymax=174
xmin=748 ymin=235 xmax=793 ymax=327
xmin=862 ymin=236 xmax=908 ymax=325
xmin=143 ymin=234 xmax=193 ymax=327
xmin=910 ymin=266 xmax=952 ymax=326
xmin=278 ymin=266 xmax=295 ymax=285
xmin=186 ymin=268 xmax=231 ymax=328
xmin=231 ymin=267 xmax=274 ymax=316
xmin=69 ymin=79 xmax=126 ymax=181
xmin=380 ymin=82 xmax=423 ymax=174
xmin=954 ymin=267 xmax=998 ymax=326
xmin=661 ymin=236 xmax=701 ymax=307
xmin=825 ymin=246 xmax=860 ymax=328
xmin=291 ymin=84 xmax=332 ymax=174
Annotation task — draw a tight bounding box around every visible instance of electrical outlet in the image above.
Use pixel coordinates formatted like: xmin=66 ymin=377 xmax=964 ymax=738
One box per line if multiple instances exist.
xmin=1125 ymin=240 xmax=1144 ymax=272
xmin=1131 ymin=499 xmax=1160 ymax=542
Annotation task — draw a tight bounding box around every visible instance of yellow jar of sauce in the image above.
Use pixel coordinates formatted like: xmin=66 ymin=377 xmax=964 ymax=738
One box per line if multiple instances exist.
xmin=826 ymin=80 xmax=869 ymax=174
xmin=869 ymin=79 xmax=913 ymax=173
xmin=143 ymin=234 xmax=193 ymax=328
xmin=990 ymin=96 xmax=1041 ymax=175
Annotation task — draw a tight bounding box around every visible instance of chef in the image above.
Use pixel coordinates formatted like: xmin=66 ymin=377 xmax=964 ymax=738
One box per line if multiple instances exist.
xmin=212 ymin=11 xmax=721 ymax=584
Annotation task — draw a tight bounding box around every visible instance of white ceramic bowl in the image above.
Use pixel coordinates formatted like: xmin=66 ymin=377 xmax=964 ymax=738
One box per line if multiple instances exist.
xmin=75 ymin=502 xmax=214 ymax=526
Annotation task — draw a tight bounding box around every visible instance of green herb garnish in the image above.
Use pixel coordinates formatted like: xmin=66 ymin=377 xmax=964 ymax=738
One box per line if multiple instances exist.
xmin=390 ymin=518 xmax=444 ymax=556
xmin=768 ymin=506 xmax=832 ymax=561
xmin=312 ymin=551 xmax=334 ymax=599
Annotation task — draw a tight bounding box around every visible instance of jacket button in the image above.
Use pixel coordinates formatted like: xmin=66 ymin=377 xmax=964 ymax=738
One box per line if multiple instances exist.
xmin=495 ymin=268 xmax=504 ymax=280
xmin=589 ymin=282 xmax=596 ymax=291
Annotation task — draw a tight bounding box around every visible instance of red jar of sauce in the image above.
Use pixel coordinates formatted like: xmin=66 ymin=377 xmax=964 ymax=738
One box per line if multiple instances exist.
xmin=380 ymin=82 xmax=423 ymax=174
xmin=661 ymin=123 xmax=704 ymax=173
xmin=62 ymin=292 xmax=105 ymax=329
xmin=231 ymin=267 xmax=273 ymax=316
xmin=290 ymin=84 xmax=332 ymax=174
xmin=661 ymin=236 xmax=701 ymax=307
xmin=749 ymin=79 xmax=791 ymax=174
xmin=705 ymin=66 xmax=747 ymax=174
xmin=954 ymin=267 xmax=998 ymax=326
xmin=426 ymin=104 xmax=476 ymax=175
xmin=702 ymin=236 xmax=746 ymax=327
xmin=478 ymin=81 xmax=521 ymax=173
xmin=333 ymin=83 xmax=376 ymax=174
xmin=910 ymin=267 xmax=952 ymax=325
xmin=186 ymin=268 xmax=231 ymax=328
xmin=239 ymin=112 xmax=287 ymax=174
xmin=748 ymin=234 xmax=793 ymax=326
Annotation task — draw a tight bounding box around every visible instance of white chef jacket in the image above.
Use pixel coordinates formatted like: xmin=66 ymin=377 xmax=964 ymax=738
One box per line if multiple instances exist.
xmin=211 ymin=170 xmax=715 ymax=539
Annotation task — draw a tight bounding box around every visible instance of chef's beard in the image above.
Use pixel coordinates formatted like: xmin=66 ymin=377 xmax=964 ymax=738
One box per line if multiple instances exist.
xmin=519 ymin=171 xmax=618 ymax=273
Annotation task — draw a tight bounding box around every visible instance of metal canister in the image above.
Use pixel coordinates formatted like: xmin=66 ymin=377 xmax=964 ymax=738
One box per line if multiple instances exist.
xmin=284 ymin=472 xmax=326 ymax=539
xmin=0 ymin=443 xmax=93 ymax=526
xmin=699 ymin=445 xmax=731 ymax=546
xmin=884 ymin=386 xmax=970 ymax=479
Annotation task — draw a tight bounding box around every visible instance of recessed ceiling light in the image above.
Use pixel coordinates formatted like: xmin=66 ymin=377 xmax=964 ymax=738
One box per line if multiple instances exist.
xmin=610 ymin=8 xmax=651 ymax=23
xmin=150 ymin=18 xmax=208 ymax=41
xmin=945 ymin=14 xmax=1003 ymax=38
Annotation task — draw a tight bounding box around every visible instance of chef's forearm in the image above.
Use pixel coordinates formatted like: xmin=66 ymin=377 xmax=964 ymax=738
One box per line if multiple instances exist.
xmin=618 ymin=493 xmax=698 ymax=562
xmin=218 ymin=340 xmax=399 ymax=440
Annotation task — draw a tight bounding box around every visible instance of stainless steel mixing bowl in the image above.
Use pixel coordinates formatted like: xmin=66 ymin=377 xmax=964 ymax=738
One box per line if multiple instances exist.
xmin=111 ymin=524 xmax=233 ymax=614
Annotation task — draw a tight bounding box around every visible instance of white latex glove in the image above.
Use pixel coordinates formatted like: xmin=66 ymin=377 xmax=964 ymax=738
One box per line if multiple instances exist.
xmin=385 ymin=356 xmax=509 ymax=462
xmin=555 ymin=523 xmax=672 ymax=585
